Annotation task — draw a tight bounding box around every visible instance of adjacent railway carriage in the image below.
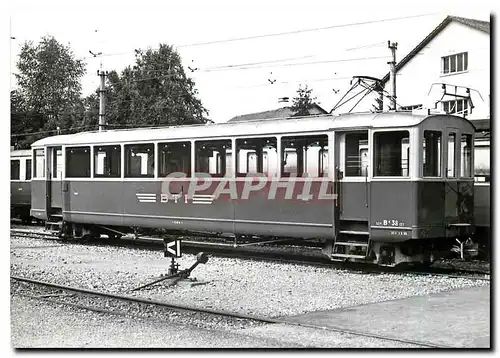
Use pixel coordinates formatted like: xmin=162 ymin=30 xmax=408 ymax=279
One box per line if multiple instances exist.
xmin=11 ymin=149 xmax=33 ymax=223
xmin=30 ymin=112 xmax=476 ymax=266
xmin=473 ymin=138 xmax=490 ymax=241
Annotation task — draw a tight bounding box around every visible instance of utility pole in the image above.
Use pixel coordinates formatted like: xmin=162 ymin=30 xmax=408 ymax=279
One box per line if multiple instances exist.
xmin=388 ymin=41 xmax=398 ymax=111
xmin=97 ymin=69 xmax=108 ymax=131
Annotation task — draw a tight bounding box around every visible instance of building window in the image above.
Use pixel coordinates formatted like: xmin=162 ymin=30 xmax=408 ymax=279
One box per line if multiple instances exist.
xmin=461 ymin=134 xmax=472 ymax=178
xmin=11 ymin=160 xmax=20 ymax=180
xmin=423 ymin=131 xmax=442 ymax=177
xmin=374 ymin=131 xmax=410 ymax=177
xmin=442 ymin=52 xmax=468 ymax=74
xmin=158 ymin=142 xmax=191 ymax=177
xmin=400 ymin=104 xmax=422 ymax=111
xmin=281 ymin=134 xmax=328 ymax=177
xmin=125 ymin=144 xmax=155 ymax=178
xmin=442 ymin=99 xmax=469 ymax=116
xmin=66 ymin=147 xmax=91 ymax=178
xmin=94 ymin=145 xmax=121 ymax=178
xmin=195 ymin=140 xmax=232 ymax=177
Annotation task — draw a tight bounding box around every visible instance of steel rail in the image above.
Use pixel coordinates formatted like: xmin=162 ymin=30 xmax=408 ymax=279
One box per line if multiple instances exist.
xmin=11 ymin=229 xmax=490 ymax=281
xmin=11 ymin=275 xmax=449 ymax=348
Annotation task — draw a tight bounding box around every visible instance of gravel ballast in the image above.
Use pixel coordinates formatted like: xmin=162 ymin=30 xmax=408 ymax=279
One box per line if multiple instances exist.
xmin=10 ymin=235 xmax=489 ymax=318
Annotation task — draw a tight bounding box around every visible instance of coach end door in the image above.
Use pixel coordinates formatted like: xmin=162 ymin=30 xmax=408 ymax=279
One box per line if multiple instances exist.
xmin=46 ymin=146 xmax=63 ymax=216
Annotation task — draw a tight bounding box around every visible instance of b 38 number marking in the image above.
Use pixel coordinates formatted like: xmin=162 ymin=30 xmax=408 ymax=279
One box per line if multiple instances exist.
xmin=375 ymin=219 xmax=406 ymax=227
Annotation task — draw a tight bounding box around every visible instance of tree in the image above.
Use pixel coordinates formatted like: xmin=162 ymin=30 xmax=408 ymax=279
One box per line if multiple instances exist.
xmin=10 ymin=89 xmax=44 ymax=148
xmin=12 ymin=36 xmax=86 ymax=147
xmin=291 ymin=85 xmax=317 ymax=116
xmin=98 ymin=44 xmax=209 ymax=128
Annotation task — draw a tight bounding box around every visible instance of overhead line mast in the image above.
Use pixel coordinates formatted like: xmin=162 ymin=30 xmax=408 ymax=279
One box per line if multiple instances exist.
xmin=388 ymin=41 xmax=398 ymax=110
xmin=98 ymin=69 xmax=108 ymax=132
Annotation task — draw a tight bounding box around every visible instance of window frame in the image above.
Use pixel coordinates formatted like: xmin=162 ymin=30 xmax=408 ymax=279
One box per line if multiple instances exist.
xmin=460 ymin=133 xmax=473 ymax=179
xmin=157 ymin=140 xmax=192 ymax=178
xmin=235 ymin=136 xmax=278 ymax=177
xmin=473 ymin=139 xmax=489 ymax=181
xmin=50 ymin=147 xmax=63 ymax=179
xmin=372 ymin=129 xmax=411 ymax=178
xmin=194 ymin=139 xmax=233 ymax=177
xmin=93 ymin=144 xmax=122 ymax=178
xmin=280 ymin=134 xmax=329 ymax=178
xmin=441 ymin=52 xmax=468 ymax=75
xmin=446 ymin=131 xmax=458 ymax=179
xmin=11 ymin=159 xmax=20 ymax=180
xmin=342 ymin=131 xmax=369 ymax=178
xmin=124 ymin=142 xmax=155 ymax=179
xmin=25 ymin=159 xmax=32 ymax=181
xmin=33 ymin=148 xmax=46 ymax=179
xmin=422 ymin=130 xmax=443 ymax=178
xmin=442 ymin=99 xmax=470 ymax=116
xmin=65 ymin=146 xmax=91 ymax=178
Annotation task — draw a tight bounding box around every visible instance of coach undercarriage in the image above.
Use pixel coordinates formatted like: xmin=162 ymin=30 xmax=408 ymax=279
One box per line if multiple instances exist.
xmin=46 ymin=216 xmax=476 ymax=267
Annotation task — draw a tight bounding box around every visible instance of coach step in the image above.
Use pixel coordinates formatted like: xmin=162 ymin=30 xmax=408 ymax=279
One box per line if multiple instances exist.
xmin=45 ymin=220 xmax=62 ymax=232
xmin=331 ymin=253 xmax=367 ymax=260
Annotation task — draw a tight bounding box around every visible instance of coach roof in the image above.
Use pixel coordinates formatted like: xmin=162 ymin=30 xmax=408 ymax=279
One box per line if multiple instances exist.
xmin=31 ymin=112 xmax=464 ymax=147
xmin=11 ymin=149 xmax=32 ymax=157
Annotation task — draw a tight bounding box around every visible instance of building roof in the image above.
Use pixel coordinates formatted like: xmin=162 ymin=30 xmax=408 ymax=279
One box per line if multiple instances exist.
xmin=228 ymin=104 xmax=328 ymax=122
xmin=31 ymin=112 xmax=458 ymax=147
xmin=380 ymin=16 xmax=490 ymax=84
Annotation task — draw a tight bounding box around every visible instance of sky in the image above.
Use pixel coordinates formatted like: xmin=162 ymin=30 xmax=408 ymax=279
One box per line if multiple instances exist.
xmin=6 ymin=0 xmax=494 ymax=123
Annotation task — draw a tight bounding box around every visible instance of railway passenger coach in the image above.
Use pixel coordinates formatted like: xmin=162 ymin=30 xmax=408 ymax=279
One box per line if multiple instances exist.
xmin=11 ymin=149 xmax=32 ymax=223
xmin=30 ymin=112 xmax=476 ymax=266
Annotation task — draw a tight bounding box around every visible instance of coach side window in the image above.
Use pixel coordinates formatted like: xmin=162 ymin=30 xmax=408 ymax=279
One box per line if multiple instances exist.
xmin=281 ymin=134 xmax=328 ymax=177
xmin=374 ymin=131 xmax=410 ymax=177
xmin=319 ymin=148 xmax=329 ymax=177
xmin=423 ymin=131 xmax=442 ymax=177
xmin=159 ymin=142 xmax=191 ymax=177
xmin=11 ymin=160 xmax=20 ymax=180
xmin=236 ymin=137 xmax=277 ymax=176
xmin=94 ymin=145 xmax=121 ymax=178
xmin=344 ymin=132 xmax=368 ymax=177
xmin=474 ymin=139 xmax=489 ymax=182
xmin=447 ymin=133 xmax=456 ymax=178
xmin=461 ymin=134 xmax=472 ymax=178
xmin=26 ymin=159 xmax=32 ymax=180
xmin=66 ymin=147 xmax=91 ymax=178
xmin=33 ymin=149 xmax=45 ymax=178
xmin=125 ymin=144 xmax=154 ymax=178
xmin=195 ymin=140 xmax=232 ymax=177
xmin=51 ymin=149 xmax=63 ymax=178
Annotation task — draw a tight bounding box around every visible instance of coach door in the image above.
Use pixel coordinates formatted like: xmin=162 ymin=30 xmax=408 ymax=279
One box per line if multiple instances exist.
xmin=334 ymin=130 xmax=370 ymax=222
xmin=46 ymin=146 xmax=63 ymax=214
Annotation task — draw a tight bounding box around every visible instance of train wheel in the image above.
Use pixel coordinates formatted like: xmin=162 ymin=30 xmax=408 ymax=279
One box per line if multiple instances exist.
xmin=80 ymin=234 xmax=93 ymax=243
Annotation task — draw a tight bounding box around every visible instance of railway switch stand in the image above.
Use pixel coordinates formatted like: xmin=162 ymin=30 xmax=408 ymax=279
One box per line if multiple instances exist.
xmin=131 ymin=252 xmax=209 ymax=291
xmin=168 ymin=258 xmax=180 ymax=275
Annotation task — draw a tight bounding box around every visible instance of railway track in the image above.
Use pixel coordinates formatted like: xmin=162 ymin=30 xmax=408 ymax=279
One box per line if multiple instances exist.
xmin=10 ymin=228 xmax=490 ymax=281
xmin=11 ymin=275 xmax=450 ymax=348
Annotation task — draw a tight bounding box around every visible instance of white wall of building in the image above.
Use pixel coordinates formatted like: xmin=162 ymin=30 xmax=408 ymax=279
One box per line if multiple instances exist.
xmin=384 ymin=21 xmax=490 ymax=120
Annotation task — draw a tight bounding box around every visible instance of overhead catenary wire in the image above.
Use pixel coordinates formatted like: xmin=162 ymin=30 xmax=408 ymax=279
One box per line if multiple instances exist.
xmin=80 ymin=13 xmax=436 ymax=60
xmin=10 ymin=125 xmax=95 ymax=138
xmin=100 ymin=54 xmax=392 ymax=85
